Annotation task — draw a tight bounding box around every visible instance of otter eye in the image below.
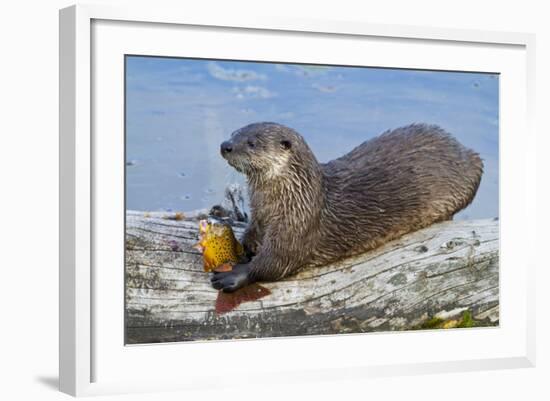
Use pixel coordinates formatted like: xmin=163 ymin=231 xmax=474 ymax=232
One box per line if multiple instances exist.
xmin=281 ymin=140 xmax=292 ymax=150
xmin=247 ymin=140 xmax=255 ymax=148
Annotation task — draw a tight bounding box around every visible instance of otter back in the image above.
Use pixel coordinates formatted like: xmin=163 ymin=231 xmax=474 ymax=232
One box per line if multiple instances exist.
xmin=316 ymin=123 xmax=483 ymax=261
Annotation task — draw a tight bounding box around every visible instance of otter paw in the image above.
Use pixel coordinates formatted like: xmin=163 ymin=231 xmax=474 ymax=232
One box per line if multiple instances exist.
xmin=210 ymin=264 xmax=251 ymax=293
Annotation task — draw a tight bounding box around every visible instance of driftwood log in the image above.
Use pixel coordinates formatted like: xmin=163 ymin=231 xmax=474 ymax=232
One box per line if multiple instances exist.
xmin=125 ymin=210 xmax=499 ymax=344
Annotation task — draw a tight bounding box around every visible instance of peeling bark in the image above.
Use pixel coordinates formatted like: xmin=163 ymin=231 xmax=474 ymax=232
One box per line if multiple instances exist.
xmin=125 ymin=210 xmax=499 ymax=344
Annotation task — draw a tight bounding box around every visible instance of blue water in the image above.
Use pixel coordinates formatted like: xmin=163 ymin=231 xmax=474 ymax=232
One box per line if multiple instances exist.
xmin=126 ymin=56 xmax=499 ymax=220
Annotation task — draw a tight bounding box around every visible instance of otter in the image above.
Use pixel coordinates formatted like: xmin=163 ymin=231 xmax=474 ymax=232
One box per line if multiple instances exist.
xmin=211 ymin=122 xmax=483 ymax=292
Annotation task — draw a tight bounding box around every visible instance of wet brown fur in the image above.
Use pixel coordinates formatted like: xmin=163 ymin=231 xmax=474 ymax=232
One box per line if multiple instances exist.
xmin=221 ymin=122 xmax=483 ymax=283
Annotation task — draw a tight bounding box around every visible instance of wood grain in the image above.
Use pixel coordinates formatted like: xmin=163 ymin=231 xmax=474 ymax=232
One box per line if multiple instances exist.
xmin=125 ymin=210 xmax=499 ymax=344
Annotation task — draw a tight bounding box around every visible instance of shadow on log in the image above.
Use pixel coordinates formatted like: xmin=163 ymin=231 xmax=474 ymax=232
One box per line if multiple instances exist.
xmin=125 ymin=210 xmax=499 ymax=344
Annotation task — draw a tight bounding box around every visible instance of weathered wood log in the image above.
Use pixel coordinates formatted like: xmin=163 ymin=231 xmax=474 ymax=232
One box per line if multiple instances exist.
xmin=125 ymin=210 xmax=499 ymax=344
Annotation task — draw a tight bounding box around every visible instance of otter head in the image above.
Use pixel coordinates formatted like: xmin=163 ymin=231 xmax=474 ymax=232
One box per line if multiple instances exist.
xmin=220 ymin=122 xmax=316 ymax=182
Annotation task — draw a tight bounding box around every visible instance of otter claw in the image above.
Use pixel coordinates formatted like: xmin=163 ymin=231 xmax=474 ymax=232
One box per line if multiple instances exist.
xmin=210 ymin=264 xmax=251 ymax=292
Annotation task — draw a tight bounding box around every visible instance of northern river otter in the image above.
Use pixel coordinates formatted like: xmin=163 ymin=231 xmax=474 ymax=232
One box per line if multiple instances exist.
xmin=211 ymin=122 xmax=483 ymax=292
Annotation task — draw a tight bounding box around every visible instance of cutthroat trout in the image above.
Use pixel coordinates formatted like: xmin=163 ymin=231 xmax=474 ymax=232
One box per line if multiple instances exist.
xmin=193 ymin=220 xmax=244 ymax=272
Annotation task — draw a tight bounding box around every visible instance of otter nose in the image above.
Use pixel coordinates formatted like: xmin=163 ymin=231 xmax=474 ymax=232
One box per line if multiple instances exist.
xmin=220 ymin=141 xmax=233 ymax=155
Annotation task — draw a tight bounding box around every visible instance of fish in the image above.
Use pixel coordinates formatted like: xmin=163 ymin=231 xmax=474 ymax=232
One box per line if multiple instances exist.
xmin=194 ymin=219 xmax=272 ymax=313
xmin=193 ymin=220 xmax=245 ymax=272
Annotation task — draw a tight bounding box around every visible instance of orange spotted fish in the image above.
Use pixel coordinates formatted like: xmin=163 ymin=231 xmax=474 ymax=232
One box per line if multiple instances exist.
xmin=193 ymin=219 xmax=271 ymax=314
xmin=193 ymin=220 xmax=244 ymax=272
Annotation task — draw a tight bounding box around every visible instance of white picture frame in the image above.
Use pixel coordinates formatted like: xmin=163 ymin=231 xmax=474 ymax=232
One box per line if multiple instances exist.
xmin=59 ymin=4 xmax=536 ymax=397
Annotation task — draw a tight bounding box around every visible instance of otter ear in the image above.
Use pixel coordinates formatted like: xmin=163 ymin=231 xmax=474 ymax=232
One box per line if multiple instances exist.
xmin=280 ymin=140 xmax=292 ymax=150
